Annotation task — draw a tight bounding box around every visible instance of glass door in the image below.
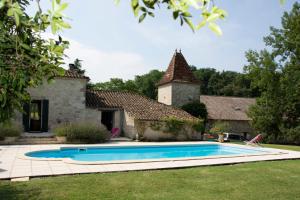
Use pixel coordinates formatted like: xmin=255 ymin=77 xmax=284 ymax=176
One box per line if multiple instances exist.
xmin=29 ymin=100 xmax=42 ymax=132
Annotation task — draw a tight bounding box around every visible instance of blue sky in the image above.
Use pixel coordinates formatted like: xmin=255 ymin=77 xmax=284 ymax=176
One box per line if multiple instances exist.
xmin=33 ymin=0 xmax=297 ymax=82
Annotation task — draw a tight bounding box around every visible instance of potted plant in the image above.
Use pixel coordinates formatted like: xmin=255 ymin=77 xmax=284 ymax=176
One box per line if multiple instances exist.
xmin=209 ymin=121 xmax=230 ymax=143
xmin=0 ymin=123 xmax=22 ymax=143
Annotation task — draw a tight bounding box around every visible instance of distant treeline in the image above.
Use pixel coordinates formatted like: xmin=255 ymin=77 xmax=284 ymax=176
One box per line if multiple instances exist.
xmin=88 ymin=66 xmax=259 ymax=100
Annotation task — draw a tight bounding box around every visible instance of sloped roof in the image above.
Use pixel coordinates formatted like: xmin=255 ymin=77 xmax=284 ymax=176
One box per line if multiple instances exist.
xmin=157 ymin=51 xmax=200 ymax=86
xmin=57 ymin=69 xmax=90 ymax=80
xmin=86 ymin=90 xmax=197 ymax=121
xmin=200 ymin=95 xmax=256 ymax=121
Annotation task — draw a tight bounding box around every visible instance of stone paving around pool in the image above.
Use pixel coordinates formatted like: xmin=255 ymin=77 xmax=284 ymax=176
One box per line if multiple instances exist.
xmin=1 ymin=142 xmax=300 ymax=180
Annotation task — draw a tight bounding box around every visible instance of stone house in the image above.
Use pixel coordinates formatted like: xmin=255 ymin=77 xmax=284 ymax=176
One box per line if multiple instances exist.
xmin=16 ymin=50 xmax=255 ymax=141
xmin=200 ymin=95 xmax=255 ymax=139
xmin=157 ymin=50 xmax=256 ymax=138
xmin=16 ymin=66 xmax=200 ymax=141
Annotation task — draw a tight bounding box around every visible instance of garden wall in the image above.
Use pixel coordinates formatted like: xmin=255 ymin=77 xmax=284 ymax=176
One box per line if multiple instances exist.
xmin=134 ymin=119 xmax=202 ymax=141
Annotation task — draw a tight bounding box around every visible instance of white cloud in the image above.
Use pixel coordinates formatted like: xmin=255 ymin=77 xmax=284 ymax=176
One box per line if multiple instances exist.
xmin=42 ymin=33 xmax=149 ymax=83
xmin=64 ymin=39 xmax=149 ymax=83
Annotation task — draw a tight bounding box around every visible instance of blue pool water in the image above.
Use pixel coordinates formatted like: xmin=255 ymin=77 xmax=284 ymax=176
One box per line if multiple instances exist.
xmin=26 ymin=144 xmax=269 ymax=162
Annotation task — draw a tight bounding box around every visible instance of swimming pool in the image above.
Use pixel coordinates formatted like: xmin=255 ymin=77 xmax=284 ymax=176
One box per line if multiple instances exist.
xmin=25 ymin=144 xmax=271 ymax=163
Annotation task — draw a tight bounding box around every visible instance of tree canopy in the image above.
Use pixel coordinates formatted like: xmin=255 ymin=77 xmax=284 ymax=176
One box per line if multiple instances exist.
xmin=90 ymin=70 xmax=163 ymax=99
xmin=244 ymin=2 xmax=300 ymax=144
xmin=89 ymin=67 xmax=258 ymax=100
xmin=0 ymin=0 xmax=69 ymax=122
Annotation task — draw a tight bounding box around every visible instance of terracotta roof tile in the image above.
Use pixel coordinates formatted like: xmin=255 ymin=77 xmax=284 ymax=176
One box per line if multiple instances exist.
xmin=86 ymin=90 xmax=197 ymax=121
xmin=58 ymin=70 xmax=90 ymax=80
xmin=158 ymin=51 xmax=200 ymax=86
xmin=200 ymin=95 xmax=256 ymax=121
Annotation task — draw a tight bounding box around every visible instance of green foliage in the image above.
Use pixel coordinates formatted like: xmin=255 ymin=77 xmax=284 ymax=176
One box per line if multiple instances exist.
xmin=54 ymin=123 xmax=109 ymax=143
xmin=0 ymin=122 xmax=22 ymax=139
xmin=181 ymin=101 xmax=207 ymax=120
xmin=0 ymin=0 xmax=70 ymax=123
xmin=163 ymin=117 xmax=204 ymax=134
xmin=209 ymin=121 xmax=230 ymax=135
xmin=134 ymin=70 xmax=164 ymax=99
xmin=127 ymin=0 xmax=227 ymax=35
xmin=90 ymin=70 xmax=163 ymax=99
xmin=149 ymin=121 xmax=162 ymax=131
xmin=71 ymin=58 xmax=85 ymax=75
xmin=91 ymin=67 xmax=258 ymax=100
xmin=244 ymin=2 xmax=300 ymax=144
xmin=164 ymin=117 xmax=185 ymax=134
xmin=191 ymin=67 xmax=259 ymax=97
xmin=191 ymin=120 xmax=205 ymax=133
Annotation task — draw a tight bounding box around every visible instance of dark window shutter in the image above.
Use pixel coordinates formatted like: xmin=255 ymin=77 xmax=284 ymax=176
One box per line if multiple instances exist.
xmin=41 ymin=100 xmax=49 ymax=132
xmin=22 ymin=103 xmax=30 ymax=132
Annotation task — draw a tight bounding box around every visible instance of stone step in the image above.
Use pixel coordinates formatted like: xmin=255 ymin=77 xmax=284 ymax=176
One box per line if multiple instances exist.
xmin=15 ymin=137 xmax=60 ymax=144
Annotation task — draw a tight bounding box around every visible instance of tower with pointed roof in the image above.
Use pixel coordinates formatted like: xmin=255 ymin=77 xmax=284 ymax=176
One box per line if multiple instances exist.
xmin=157 ymin=50 xmax=200 ymax=107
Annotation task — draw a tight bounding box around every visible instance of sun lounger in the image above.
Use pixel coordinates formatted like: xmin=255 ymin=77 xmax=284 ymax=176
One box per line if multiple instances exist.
xmin=244 ymin=134 xmax=263 ymax=146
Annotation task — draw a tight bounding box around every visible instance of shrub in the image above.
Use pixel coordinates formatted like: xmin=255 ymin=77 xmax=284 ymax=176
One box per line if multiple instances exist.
xmin=181 ymin=101 xmax=208 ymax=120
xmin=163 ymin=117 xmax=205 ymax=134
xmin=54 ymin=122 xmax=109 ymax=143
xmin=0 ymin=122 xmax=22 ymax=140
xmin=164 ymin=117 xmax=185 ymax=135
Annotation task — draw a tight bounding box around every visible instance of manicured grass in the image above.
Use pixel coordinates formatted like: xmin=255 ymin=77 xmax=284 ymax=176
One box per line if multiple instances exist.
xmin=0 ymin=144 xmax=299 ymax=200
xmin=260 ymin=144 xmax=300 ymax=151
xmin=232 ymin=141 xmax=300 ymax=151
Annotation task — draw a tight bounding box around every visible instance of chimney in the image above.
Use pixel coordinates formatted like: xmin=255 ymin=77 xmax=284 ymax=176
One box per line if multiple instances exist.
xmin=69 ymin=63 xmax=76 ymax=71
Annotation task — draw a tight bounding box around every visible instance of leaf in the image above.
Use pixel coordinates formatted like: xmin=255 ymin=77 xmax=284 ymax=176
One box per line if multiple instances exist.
xmin=186 ymin=0 xmax=200 ymax=9
xmin=57 ymin=3 xmax=68 ymax=13
xmin=207 ymin=13 xmax=219 ymax=22
xmin=14 ymin=12 xmax=20 ymax=26
xmin=208 ymin=22 xmax=222 ymax=36
xmin=173 ymin=11 xmax=179 ymax=19
xmin=148 ymin=12 xmax=154 ymax=17
xmin=279 ymin=0 xmax=286 ymax=5
xmin=0 ymin=0 xmax=5 ymax=9
xmin=196 ymin=20 xmax=206 ymax=30
xmin=131 ymin=0 xmax=139 ymax=10
xmin=183 ymin=17 xmax=195 ymax=32
xmin=139 ymin=13 xmax=146 ymax=23
xmin=114 ymin=0 xmax=120 ymax=5
xmin=182 ymin=12 xmax=192 ymax=17
xmin=7 ymin=8 xmax=14 ymax=16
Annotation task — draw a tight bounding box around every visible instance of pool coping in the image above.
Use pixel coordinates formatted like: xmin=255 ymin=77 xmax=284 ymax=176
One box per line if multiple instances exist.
xmin=1 ymin=142 xmax=300 ymax=180
xmin=18 ymin=143 xmax=288 ymax=165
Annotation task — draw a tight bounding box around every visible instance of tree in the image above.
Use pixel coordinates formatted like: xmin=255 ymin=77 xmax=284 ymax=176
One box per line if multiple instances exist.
xmin=134 ymin=70 xmax=164 ymax=99
xmin=244 ymin=2 xmax=300 ymax=144
xmin=90 ymin=70 xmax=163 ymax=99
xmin=71 ymin=59 xmax=85 ymax=75
xmin=181 ymin=101 xmax=207 ymax=120
xmin=192 ymin=67 xmax=257 ymax=97
xmin=92 ymin=78 xmax=139 ymax=93
xmin=0 ymin=0 xmax=69 ymax=123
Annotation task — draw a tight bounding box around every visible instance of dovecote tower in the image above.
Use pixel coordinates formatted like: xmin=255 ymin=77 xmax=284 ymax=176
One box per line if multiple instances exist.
xmin=157 ymin=50 xmax=200 ymax=107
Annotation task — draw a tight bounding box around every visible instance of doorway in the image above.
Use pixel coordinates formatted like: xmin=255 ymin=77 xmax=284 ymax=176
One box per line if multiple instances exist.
xmin=23 ymin=100 xmax=49 ymax=132
xmin=101 ymin=111 xmax=114 ymax=131
xmin=29 ymin=100 xmax=42 ymax=132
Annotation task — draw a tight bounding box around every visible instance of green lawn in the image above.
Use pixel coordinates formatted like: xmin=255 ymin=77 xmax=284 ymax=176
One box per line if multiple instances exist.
xmin=0 ymin=144 xmax=300 ymax=200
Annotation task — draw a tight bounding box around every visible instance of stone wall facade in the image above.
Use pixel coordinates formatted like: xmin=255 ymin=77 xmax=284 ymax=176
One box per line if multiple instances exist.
xmin=134 ymin=120 xmax=201 ymax=141
xmin=24 ymin=77 xmax=89 ymax=131
xmin=122 ymin=111 xmax=137 ymax=139
xmin=157 ymin=83 xmax=172 ymax=105
xmin=158 ymin=82 xmax=200 ymax=107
